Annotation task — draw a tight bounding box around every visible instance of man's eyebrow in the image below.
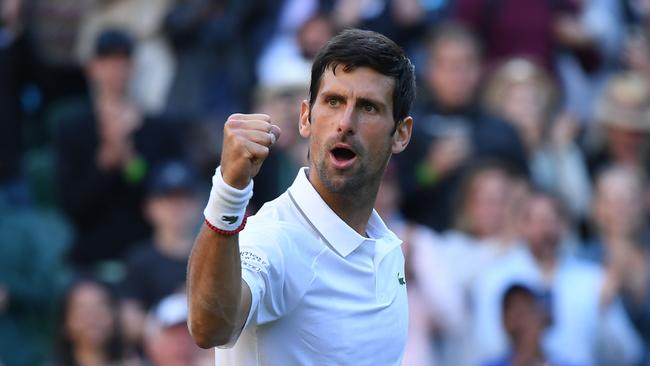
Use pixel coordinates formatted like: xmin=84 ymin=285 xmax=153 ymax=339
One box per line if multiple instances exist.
xmin=357 ymin=97 xmax=386 ymax=111
xmin=320 ymin=91 xmax=345 ymax=100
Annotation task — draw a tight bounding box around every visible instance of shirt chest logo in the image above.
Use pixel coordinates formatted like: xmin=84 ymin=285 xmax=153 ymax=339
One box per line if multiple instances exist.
xmin=397 ymin=272 xmax=406 ymax=285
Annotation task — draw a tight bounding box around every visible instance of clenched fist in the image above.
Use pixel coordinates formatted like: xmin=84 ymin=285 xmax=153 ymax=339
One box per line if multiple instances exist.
xmin=220 ymin=114 xmax=282 ymax=189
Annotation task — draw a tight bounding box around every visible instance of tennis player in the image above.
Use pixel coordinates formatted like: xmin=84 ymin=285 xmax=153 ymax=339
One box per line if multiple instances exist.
xmin=188 ymin=28 xmax=416 ymax=365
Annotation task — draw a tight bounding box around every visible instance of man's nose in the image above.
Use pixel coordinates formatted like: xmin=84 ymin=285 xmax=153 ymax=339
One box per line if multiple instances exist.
xmin=337 ymin=105 xmax=357 ymax=135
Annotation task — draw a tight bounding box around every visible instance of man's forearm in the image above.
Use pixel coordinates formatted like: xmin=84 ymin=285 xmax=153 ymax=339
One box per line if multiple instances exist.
xmin=187 ymin=224 xmax=248 ymax=348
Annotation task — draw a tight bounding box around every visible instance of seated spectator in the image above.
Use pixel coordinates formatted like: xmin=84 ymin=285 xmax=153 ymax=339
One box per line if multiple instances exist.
xmin=481 ymin=283 xmax=568 ymax=366
xmin=482 ymin=58 xmax=592 ymax=221
xmin=54 ymin=278 xmax=138 ymax=365
xmin=54 ymin=29 xmax=186 ymax=269
xmin=143 ymin=293 xmax=211 ymax=366
xmin=586 ymin=166 xmax=650 ymax=362
xmin=120 ymin=160 xmax=200 ymax=350
xmin=396 ymin=21 xmax=527 ymax=231
xmin=586 ymin=71 xmax=650 ymax=179
xmin=472 ymin=191 xmax=643 ymax=366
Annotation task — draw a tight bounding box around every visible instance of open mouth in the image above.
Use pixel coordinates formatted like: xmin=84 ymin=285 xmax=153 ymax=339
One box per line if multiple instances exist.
xmin=331 ymin=147 xmax=357 ymax=162
xmin=329 ymin=144 xmax=358 ymax=169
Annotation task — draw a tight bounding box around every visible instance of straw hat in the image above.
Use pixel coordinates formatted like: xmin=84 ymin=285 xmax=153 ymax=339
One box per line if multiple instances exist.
xmin=596 ymin=72 xmax=650 ymax=132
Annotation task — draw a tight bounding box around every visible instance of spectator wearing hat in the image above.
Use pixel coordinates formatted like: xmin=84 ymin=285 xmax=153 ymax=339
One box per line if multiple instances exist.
xmin=143 ymin=292 xmax=211 ymax=366
xmin=120 ymin=160 xmax=201 ymax=353
xmin=587 ymin=71 xmax=650 ymax=179
xmin=54 ymin=28 xmax=186 ymax=269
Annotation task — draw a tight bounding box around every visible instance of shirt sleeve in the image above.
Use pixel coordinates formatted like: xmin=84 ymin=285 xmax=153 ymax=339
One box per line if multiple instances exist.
xmin=238 ymin=222 xmax=314 ymax=328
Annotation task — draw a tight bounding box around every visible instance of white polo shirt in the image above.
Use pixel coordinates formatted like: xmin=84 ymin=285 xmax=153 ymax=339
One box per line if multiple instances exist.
xmin=215 ymin=168 xmax=408 ymax=365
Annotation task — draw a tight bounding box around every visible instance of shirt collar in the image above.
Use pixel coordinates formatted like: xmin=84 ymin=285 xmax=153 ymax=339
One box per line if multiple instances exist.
xmin=287 ymin=168 xmax=401 ymax=257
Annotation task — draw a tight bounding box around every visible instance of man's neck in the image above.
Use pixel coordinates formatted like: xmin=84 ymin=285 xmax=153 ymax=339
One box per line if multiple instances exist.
xmin=531 ymin=245 xmax=557 ymax=281
xmin=306 ymin=170 xmax=379 ymax=237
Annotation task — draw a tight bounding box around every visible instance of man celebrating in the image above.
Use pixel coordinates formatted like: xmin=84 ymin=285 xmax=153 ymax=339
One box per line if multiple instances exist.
xmin=187 ymin=29 xmax=415 ymax=365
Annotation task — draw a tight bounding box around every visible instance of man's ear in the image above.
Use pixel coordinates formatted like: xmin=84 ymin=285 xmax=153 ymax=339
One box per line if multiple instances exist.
xmin=392 ymin=116 xmax=413 ymax=154
xmin=299 ymin=100 xmax=311 ymax=138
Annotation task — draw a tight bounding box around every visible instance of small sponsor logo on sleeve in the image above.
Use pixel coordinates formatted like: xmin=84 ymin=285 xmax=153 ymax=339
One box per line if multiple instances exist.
xmin=241 ymin=250 xmax=268 ymax=273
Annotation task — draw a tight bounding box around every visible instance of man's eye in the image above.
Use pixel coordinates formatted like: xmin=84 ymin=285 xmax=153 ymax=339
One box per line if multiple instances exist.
xmin=327 ymin=98 xmax=340 ymax=107
xmin=362 ymin=103 xmax=377 ymax=113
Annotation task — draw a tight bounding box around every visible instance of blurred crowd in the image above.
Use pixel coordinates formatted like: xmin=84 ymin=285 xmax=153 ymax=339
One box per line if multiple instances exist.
xmin=1 ymin=0 xmax=650 ymax=365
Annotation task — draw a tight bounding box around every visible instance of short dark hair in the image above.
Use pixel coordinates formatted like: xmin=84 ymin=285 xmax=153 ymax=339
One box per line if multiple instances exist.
xmin=309 ymin=28 xmax=416 ymax=125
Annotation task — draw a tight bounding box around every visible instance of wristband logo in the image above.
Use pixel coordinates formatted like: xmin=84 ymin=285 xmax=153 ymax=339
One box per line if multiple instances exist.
xmin=221 ymin=215 xmax=239 ymax=225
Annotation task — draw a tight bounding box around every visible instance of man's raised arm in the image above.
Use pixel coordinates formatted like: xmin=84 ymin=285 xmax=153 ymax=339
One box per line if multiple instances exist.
xmin=187 ymin=114 xmax=281 ymax=348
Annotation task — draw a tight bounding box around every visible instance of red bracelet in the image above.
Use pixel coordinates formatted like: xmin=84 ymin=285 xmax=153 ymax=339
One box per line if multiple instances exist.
xmin=204 ymin=216 xmax=247 ymax=236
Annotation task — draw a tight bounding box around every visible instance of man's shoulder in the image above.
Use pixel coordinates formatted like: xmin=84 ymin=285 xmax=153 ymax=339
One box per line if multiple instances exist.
xmin=241 ymin=192 xmax=319 ymax=256
xmin=246 ymin=192 xmax=307 ymax=234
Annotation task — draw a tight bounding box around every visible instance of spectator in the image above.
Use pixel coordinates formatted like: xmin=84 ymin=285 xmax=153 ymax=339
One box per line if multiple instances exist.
xmin=0 ymin=0 xmax=34 ymax=207
xmin=453 ymin=0 xmax=602 ymax=74
xmin=0 ymin=209 xmax=71 ymax=366
xmin=75 ymin=0 xmax=176 ymax=114
xmin=257 ymin=12 xmax=334 ymax=89
xmin=249 ymin=80 xmax=310 ymax=211
xmin=120 ymin=160 xmax=200 ymax=350
xmin=143 ymin=293 xmax=211 ymax=366
xmin=482 ymin=58 xmax=592 ymax=220
xmin=54 ymin=29 xmax=186 ymax=269
xmin=587 ymin=71 xmax=650 ymax=179
xmin=555 ymin=0 xmax=626 ymax=122
xmin=54 ymin=278 xmax=138 ymax=366
xmin=625 ymin=8 xmax=650 ymax=81
xmin=440 ymin=161 xmax=527 ymax=365
xmin=586 ymin=166 xmax=650 ymax=362
xmin=396 ymin=21 xmax=527 ymax=231
xmin=331 ymin=0 xmax=429 ymax=51
xmin=25 ymin=0 xmax=94 ymax=109
xmin=481 ymin=283 xmax=566 ymax=366
xmin=163 ymin=0 xmax=279 ymax=122
xmin=472 ymin=191 xmax=643 ymax=365
xmin=374 ymin=163 xmax=464 ymax=366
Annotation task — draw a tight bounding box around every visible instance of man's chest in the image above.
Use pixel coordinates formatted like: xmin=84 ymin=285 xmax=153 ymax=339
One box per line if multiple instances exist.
xmin=279 ymin=247 xmax=408 ymax=355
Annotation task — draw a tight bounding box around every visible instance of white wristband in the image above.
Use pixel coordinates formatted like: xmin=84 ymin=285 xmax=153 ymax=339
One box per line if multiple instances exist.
xmin=203 ymin=166 xmax=253 ymax=231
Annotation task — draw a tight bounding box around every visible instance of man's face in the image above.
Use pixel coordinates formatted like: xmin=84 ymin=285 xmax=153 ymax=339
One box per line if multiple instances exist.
xmin=146 ymin=192 xmax=200 ymax=235
xmin=88 ymin=54 xmax=132 ymax=95
xmin=606 ymin=126 xmax=650 ymax=165
xmin=503 ymin=292 xmax=546 ymax=341
xmin=467 ymin=170 xmax=510 ymax=238
xmin=299 ymin=66 xmax=411 ymax=198
xmin=520 ymin=196 xmax=563 ymax=255
xmin=425 ymin=39 xmax=481 ymax=109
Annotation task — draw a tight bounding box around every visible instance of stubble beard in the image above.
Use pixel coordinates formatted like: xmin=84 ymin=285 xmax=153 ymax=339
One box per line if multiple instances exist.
xmin=315 ymin=142 xmax=391 ymax=201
